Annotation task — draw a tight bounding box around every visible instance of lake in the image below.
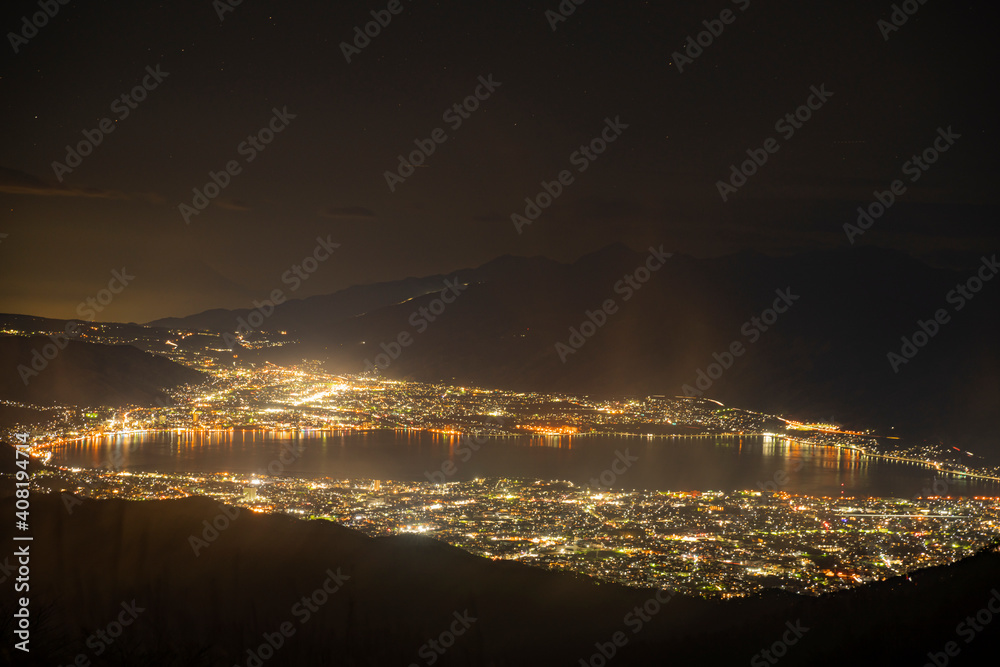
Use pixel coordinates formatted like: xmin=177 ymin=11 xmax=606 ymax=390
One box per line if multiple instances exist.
xmin=50 ymin=429 xmax=999 ymax=498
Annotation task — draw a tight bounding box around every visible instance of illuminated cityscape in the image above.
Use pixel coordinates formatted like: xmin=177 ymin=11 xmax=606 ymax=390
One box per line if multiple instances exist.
xmin=3 ymin=318 xmax=997 ymax=481
xmin=4 ymin=324 xmax=1000 ymax=600
xmin=25 ymin=467 xmax=1000 ymax=598
xmin=3 ymin=4 xmax=996 ymax=661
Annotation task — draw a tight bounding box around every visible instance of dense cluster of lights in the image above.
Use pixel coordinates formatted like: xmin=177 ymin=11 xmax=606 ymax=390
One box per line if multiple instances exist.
xmin=25 ymin=468 xmax=1000 ymax=598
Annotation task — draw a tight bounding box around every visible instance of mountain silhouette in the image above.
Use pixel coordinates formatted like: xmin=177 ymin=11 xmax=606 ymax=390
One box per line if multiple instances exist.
xmin=0 ymin=334 xmax=204 ymax=408
xmin=154 ymin=246 xmax=999 ymax=452
xmin=1 ymin=491 xmax=998 ymax=666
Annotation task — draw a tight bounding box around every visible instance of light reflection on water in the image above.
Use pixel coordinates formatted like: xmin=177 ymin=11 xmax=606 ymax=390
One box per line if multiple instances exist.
xmin=50 ymin=430 xmax=999 ymax=497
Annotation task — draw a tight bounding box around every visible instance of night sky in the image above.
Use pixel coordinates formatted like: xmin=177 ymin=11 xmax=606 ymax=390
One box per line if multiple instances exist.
xmin=1 ymin=0 xmax=996 ymax=322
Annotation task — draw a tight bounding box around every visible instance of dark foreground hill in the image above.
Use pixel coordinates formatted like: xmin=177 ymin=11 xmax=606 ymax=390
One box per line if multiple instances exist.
xmin=0 ymin=335 xmax=204 ymax=408
xmin=1 ymin=493 xmax=998 ymax=666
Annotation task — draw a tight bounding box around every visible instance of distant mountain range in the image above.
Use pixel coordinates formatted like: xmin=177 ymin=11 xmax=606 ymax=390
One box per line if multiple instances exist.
xmin=2 ymin=488 xmax=998 ymax=666
xmin=148 ymin=245 xmax=1000 ymax=451
xmin=148 ymin=274 xmax=458 ymax=334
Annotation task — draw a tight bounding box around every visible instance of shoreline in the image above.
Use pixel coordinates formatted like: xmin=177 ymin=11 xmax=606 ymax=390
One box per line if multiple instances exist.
xmin=32 ymin=424 xmax=1000 ymax=488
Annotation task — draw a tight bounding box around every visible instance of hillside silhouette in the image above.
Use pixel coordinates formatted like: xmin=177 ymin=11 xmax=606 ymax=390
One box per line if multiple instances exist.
xmin=2 ymin=492 xmax=998 ymax=666
xmin=0 ymin=335 xmax=204 ymax=408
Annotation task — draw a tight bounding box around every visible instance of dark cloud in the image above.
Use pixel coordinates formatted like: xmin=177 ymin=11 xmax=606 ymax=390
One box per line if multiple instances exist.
xmin=0 ymin=167 xmax=163 ymax=204
xmin=0 ymin=166 xmax=126 ymax=199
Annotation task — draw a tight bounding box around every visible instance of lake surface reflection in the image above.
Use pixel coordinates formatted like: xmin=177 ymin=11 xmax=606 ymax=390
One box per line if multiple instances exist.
xmin=51 ymin=430 xmax=999 ymax=498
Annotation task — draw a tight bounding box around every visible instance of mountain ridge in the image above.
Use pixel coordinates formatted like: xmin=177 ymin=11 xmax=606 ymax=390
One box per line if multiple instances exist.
xmin=0 ymin=335 xmax=204 ymax=408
